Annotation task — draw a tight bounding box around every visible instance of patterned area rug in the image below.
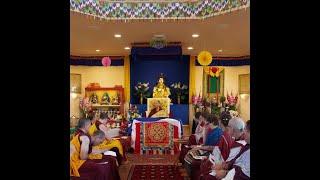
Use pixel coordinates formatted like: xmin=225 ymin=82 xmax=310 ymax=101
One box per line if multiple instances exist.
xmin=127 ymin=154 xmax=179 ymax=165
xmin=127 ymin=165 xmax=184 ymax=180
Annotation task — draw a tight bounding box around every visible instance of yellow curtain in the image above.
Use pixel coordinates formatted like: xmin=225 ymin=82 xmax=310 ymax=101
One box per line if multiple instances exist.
xmin=124 ymin=56 xmax=130 ymax=102
xmin=189 ymin=56 xmax=196 ymax=104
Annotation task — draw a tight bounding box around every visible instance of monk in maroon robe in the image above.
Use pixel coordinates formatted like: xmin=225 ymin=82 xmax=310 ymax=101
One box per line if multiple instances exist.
xmin=184 ymin=114 xmax=223 ymax=180
xmin=70 ymin=119 xmax=120 ymax=180
xmin=199 ymin=117 xmax=246 ymax=178
xmin=202 ymin=120 xmax=250 ymax=180
xmin=179 ymin=111 xmax=209 ymax=164
xmin=88 ymin=113 xmax=126 ymax=164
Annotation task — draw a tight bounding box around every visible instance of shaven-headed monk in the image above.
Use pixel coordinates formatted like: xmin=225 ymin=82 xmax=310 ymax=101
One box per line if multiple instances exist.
xmin=202 ymin=120 xmax=250 ymax=180
xmin=70 ymin=119 xmax=120 ymax=180
xmin=200 ymin=116 xmax=245 ymax=177
xmin=88 ymin=112 xmax=125 ymax=164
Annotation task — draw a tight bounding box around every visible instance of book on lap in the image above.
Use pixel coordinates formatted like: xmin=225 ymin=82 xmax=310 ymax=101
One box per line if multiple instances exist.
xmin=104 ymin=151 xmax=117 ymax=157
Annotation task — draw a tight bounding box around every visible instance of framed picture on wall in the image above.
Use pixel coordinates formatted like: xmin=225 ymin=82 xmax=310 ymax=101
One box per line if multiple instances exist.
xmin=70 ymin=73 xmax=81 ymax=93
xmin=239 ymin=74 xmax=250 ymax=94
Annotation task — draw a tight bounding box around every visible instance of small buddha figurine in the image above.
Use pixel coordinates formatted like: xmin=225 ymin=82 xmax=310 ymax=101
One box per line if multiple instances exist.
xmin=152 ymin=73 xmax=171 ymax=98
xmin=89 ymin=93 xmax=98 ymax=104
xmin=101 ymin=92 xmax=110 ymax=105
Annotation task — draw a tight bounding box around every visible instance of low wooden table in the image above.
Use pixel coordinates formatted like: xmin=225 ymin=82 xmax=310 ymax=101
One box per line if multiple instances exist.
xmin=173 ymin=137 xmax=189 ymax=166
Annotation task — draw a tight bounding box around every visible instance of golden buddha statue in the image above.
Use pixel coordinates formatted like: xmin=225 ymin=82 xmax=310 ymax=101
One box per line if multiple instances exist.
xmin=152 ymin=74 xmax=171 ymax=98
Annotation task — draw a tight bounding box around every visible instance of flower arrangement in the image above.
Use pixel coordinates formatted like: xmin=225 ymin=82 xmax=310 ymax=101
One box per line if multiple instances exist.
xmin=127 ymin=104 xmax=141 ymax=121
xmin=79 ymin=97 xmax=92 ymax=118
xmin=107 ymin=118 xmax=117 ymax=128
xmin=134 ymin=82 xmax=151 ymax=104
xmin=119 ymin=121 xmax=129 ymax=135
xmin=226 ymin=92 xmax=238 ymax=111
xmin=205 ymin=96 xmax=220 ymax=117
xmin=170 ymin=82 xmax=188 ymax=104
xmin=192 ymin=94 xmax=204 ymax=113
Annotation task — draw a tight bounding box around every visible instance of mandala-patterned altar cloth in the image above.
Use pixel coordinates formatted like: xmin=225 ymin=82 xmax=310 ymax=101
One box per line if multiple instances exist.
xmin=134 ymin=121 xmax=179 ymax=154
xmin=144 ymin=122 xmax=170 ymax=147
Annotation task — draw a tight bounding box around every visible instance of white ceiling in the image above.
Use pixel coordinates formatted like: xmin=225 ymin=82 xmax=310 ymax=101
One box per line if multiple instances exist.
xmin=70 ymin=8 xmax=249 ymax=57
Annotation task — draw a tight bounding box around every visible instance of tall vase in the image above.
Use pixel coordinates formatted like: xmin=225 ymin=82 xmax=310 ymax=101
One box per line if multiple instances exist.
xmin=177 ymin=95 xmax=181 ymax=104
xmin=140 ymin=94 xmax=143 ymax=104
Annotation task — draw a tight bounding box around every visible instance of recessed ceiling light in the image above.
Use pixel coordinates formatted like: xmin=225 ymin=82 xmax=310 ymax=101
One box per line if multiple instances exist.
xmin=187 ymin=47 xmax=194 ymax=50
xmin=96 ymin=49 xmax=101 ymax=52
xmin=114 ymin=34 xmax=122 ymax=38
xmin=124 ymin=47 xmax=130 ymax=50
xmin=192 ymin=34 xmax=199 ymax=38
xmin=218 ymin=49 xmax=223 ymax=52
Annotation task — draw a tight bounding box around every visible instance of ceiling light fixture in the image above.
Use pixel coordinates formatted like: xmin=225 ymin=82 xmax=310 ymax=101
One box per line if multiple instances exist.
xmin=192 ymin=34 xmax=199 ymax=38
xmin=114 ymin=34 xmax=122 ymax=38
xmin=218 ymin=49 xmax=223 ymax=52
xmin=124 ymin=47 xmax=130 ymax=50
xmin=187 ymin=47 xmax=194 ymax=50
xmin=96 ymin=49 xmax=101 ymax=52
xmin=150 ymin=35 xmax=167 ymax=49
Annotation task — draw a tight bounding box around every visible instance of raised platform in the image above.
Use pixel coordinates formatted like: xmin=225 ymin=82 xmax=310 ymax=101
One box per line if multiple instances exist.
xmin=134 ymin=104 xmax=189 ymax=125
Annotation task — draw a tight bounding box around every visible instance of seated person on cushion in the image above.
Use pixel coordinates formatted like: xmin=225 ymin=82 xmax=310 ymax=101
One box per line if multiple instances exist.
xmin=88 ymin=112 xmax=125 ymax=164
xmin=200 ymin=116 xmax=246 ymax=176
xmin=183 ymin=114 xmax=223 ymax=180
xmin=202 ymin=120 xmax=250 ymax=180
xmin=179 ymin=111 xmax=209 ymax=163
xmin=70 ymin=119 xmax=120 ymax=180
xmin=189 ymin=111 xmax=206 ymax=145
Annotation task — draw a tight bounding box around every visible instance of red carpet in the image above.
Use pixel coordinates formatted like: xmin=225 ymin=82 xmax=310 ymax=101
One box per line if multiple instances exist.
xmin=128 ymin=165 xmax=184 ymax=180
xmin=127 ymin=154 xmax=179 ymax=165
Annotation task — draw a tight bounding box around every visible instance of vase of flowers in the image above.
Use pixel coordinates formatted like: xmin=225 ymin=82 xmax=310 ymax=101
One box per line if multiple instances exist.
xmin=134 ymin=82 xmax=150 ymax=104
xmin=170 ymin=82 xmax=188 ymax=104
xmin=79 ymin=97 xmax=92 ymax=118
xmin=226 ymin=92 xmax=238 ymax=111
xmin=192 ymin=94 xmax=203 ymax=113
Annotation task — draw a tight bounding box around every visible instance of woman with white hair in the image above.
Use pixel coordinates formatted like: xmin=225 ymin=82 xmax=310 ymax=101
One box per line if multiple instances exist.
xmin=199 ymin=117 xmax=247 ymax=179
xmin=201 ymin=120 xmax=250 ymax=180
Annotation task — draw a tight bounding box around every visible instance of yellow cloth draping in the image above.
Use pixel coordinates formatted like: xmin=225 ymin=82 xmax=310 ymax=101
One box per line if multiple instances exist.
xmin=189 ymin=56 xmax=196 ymax=104
xmin=124 ymin=56 xmax=130 ymax=102
xmin=70 ymin=134 xmax=86 ymax=177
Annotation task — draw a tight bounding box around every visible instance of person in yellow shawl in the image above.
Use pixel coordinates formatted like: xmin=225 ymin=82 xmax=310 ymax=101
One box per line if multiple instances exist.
xmin=70 ymin=119 xmax=120 ymax=180
xmin=88 ymin=112 xmax=126 ymax=164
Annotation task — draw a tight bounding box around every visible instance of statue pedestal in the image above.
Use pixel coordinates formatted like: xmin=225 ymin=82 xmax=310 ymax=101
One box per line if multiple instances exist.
xmin=146 ymin=98 xmax=171 ymax=118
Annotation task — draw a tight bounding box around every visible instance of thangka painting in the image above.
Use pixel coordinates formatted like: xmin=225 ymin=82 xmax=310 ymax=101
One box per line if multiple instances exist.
xmin=70 ymin=73 xmax=81 ymax=93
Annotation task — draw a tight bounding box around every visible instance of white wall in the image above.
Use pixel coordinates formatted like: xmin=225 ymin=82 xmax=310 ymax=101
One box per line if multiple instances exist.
xmin=70 ymin=66 xmax=125 ymax=118
xmin=194 ymin=65 xmax=250 ymax=121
